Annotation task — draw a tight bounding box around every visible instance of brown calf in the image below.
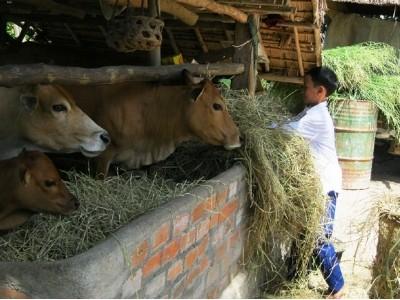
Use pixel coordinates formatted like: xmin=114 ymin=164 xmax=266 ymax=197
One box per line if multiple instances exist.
xmin=0 ymin=151 xmax=78 ymax=231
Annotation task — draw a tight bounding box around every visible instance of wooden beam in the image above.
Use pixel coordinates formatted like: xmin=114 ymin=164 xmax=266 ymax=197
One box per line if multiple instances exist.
xmin=0 ymin=63 xmax=244 ymax=86
xmin=165 ymin=28 xmax=180 ymax=54
xmin=311 ymin=0 xmax=322 ymax=66
xmin=103 ymin=0 xmax=199 ymax=26
xmin=259 ymin=73 xmax=303 ymax=84
xmin=314 ymin=28 xmax=322 ymax=67
xmin=231 ymin=14 xmax=257 ymax=96
xmin=194 ymin=27 xmax=208 ymax=53
xmin=64 ymin=23 xmax=81 ymax=47
xmin=176 ymin=0 xmax=248 ymax=23
xmin=148 ymin=0 xmax=161 ymax=67
xmin=290 ymin=14 xmax=304 ymax=76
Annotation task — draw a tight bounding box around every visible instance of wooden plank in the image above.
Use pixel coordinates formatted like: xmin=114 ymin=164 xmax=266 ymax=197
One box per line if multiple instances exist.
xmin=194 ymin=27 xmax=208 ymax=53
xmin=259 ymin=73 xmax=303 ymax=84
xmin=0 ymin=63 xmax=244 ymax=86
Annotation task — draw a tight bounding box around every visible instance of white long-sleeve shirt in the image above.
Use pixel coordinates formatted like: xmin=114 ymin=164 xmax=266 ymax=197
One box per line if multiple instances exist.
xmin=282 ymin=101 xmax=342 ymax=194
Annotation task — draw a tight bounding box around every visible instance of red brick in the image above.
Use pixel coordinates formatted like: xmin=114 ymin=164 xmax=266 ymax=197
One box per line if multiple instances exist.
xmin=0 ymin=289 xmax=29 ymax=299
xmin=212 ymin=226 xmax=224 ymax=246
xmin=173 ymin=213 xmax=189 ymax=236
xmin=216 ymin=188 xmax=228 ymax=207
xmin=209 ymin=213 xmax=219 ymax=229
xmin=216 ymin=243 xmax=227 ymax=260
xmin=218 ymin=199 xmax=239 ymax=223
xmin=199 ymin=256 xmax=209 ymax=273
xmin=191 ymin=202 xmax=205 ymax=223
xmin=203 ymin=195 xmax=216 ymax=212
xmin=207 ymin=287 xmax=220 ymax=299
xmin=153 ymin=222 xmax=171 ymax=249
xmin=131 ymin=240 xmax=149 ymax=268
xmin=184 ymin=247 xmax=198 ymax=270
xmin=180 ymin=228 xmax=196 ymax=251
xmin=162 ymin=239 xmax=180 ymax=264
xmin=197 ymin=236 xmax=209 ymax=258
xmin=187 ymin=266 xmax=201 ymax=285
xmin=143 ymin=251 xmax=162 ymax=278
xmin=167 ymin=260 xmax=183 ymax=282
xmin=228 ymin=231 xmax=240 ymax=249
xmin=196 ymin=218 xmax=210 ymax=241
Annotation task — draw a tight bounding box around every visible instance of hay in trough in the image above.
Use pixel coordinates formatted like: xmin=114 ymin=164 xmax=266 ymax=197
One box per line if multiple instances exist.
xmin=370 ymin=196 xmax=400 ymax=299
xmin=0 ymin=173 xmax=201 ymax=262
xmin=223 ymin=88 xmax=326 ymax=292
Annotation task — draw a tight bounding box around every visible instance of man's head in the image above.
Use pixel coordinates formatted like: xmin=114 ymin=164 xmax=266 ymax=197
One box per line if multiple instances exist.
xmin=303 ymin=67 xmax=338 ymax=106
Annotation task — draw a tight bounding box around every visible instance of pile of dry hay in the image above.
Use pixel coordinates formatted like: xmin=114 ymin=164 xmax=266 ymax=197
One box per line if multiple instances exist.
xmin=0 ymin=84 xmax=325 ymax=292
xmin=223 ymin=87 xmax=326 ymax=293
xmin=0 ymin=173 xmax=201 ymax=262
xmin=370 ymin=196 xmax=400 ymax=299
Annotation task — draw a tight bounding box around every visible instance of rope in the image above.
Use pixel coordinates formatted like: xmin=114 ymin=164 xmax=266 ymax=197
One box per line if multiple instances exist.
xmin=231 ymin=39 xmax=252 ymax=48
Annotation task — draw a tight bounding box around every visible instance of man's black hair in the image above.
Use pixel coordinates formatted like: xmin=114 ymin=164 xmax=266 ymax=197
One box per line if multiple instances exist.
xmin=306 ymin=66 xmax=338 ymax=96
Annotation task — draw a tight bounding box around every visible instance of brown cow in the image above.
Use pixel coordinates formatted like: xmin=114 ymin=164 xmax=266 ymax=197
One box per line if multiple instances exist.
xmin=64 ymin=71 xmax=241 ymax=177
xmin=0 ymin=151 xmax=78 ymax=231
xmin=0 ymin=84 xmax=110 ymax=160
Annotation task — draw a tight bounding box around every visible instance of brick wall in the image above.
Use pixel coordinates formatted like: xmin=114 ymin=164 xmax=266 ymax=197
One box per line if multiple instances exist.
xmin=126 ymin=166 xmax=248 ymax=298
xmin=0 ymin=165 xmax=249 ymax=298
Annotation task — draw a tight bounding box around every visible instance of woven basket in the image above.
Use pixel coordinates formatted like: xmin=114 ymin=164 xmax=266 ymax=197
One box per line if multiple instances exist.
xmin=106 ymin=9 xmax=164 ymax=52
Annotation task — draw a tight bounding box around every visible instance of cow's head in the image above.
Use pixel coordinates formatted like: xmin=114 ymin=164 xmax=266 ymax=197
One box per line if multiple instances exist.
xmin=184 ymin=71 xmax=241 ymax=150
xmin=15 ymin=150 xmax=79 ymax=215
xmin=18 ymin=84 xmax=110 ymax=157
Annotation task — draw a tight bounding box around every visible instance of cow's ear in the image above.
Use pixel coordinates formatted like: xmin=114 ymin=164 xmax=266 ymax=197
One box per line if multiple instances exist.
xmin=190 ymin=87 xmax=204 ymax=102
xmin=19 ymin=167 xmax=32 ymax=186
xmin=183 ymin=69 xmax=204 ymax=86
xmin=20 ymin=94 xmax=38 ymax=112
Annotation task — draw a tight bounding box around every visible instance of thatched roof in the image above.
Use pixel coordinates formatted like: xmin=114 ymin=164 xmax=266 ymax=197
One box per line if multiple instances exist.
xmin=332 ymin=0 xmax=399 ymax=5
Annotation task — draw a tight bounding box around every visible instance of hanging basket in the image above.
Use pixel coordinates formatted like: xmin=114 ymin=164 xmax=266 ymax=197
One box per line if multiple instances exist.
xmin=106 ymin=10 xmax=164 ymax=52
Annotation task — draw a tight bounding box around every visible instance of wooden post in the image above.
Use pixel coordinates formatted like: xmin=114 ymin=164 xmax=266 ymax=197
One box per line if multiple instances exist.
xmin=165 ymin=28 xmax=180 ymax=55
xmin=231 ymin=15 xmax=257 ymax=96
xmin=148 ymin=0 xmax=161 ymax=66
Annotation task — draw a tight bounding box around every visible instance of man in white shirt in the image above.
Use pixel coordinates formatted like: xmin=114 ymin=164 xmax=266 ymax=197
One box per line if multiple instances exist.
xmin=282 ymin=66 xmax=345 ymax=299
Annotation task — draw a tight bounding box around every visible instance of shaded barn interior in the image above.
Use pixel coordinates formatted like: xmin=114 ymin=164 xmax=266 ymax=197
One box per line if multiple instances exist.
xmin=0 ymin=0 xmax=326 ymax=85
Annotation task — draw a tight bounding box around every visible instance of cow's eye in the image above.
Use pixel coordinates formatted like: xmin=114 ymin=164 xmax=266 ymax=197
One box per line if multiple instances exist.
xmin=213 ymin=103 xmax=223 ymax=111
xmin=52 ymin=104 xmax=67 ymax=112
xmin=44 ymin=180 xmax=56 ymax=187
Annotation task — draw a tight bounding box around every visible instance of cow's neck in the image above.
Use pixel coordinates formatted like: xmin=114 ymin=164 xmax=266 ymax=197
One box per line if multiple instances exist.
xmin=144 ymin=87 xmax=193 ymax=145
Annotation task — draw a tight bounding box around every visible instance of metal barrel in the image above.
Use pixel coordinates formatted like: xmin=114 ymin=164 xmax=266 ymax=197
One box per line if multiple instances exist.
xmin=332 ymin=100 xmax=378 ymax=190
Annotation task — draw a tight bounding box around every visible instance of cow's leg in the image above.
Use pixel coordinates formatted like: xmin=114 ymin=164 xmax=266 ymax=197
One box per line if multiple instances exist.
xmin=94 ymin=146 xmax=115 ymax=179
xmin=0 ymin=210 xmax=33 ymax=231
